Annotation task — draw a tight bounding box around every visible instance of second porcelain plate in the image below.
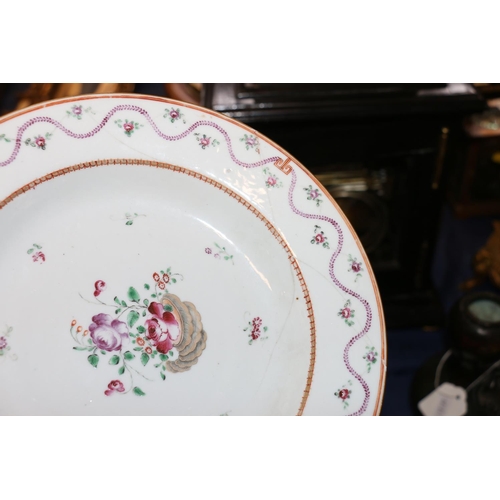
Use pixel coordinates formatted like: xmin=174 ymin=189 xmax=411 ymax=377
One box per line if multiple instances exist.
xmin=0 ymin=95 xmax=386 ymax=415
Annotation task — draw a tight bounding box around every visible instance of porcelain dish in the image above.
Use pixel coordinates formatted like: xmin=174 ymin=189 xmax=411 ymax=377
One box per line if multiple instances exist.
xmin=0 ymin=95 xmax=386 ymax=415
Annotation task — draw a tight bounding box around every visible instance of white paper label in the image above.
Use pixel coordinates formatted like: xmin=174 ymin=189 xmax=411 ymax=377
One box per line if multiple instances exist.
xmin=418 ymin=383 xmax=468 ymax=416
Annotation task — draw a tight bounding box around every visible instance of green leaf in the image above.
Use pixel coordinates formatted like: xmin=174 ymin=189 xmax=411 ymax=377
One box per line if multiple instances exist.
xmin=100 ymin=350 xmax=107 ymax=355
xmin=169 ymin=351 xmax=174 ymax=356
xmin=263 ymin=326 xmax=268 ymax=332
xmin=114 ymin=296 xmax=121 ymax=305
xmin=124 ymin=351 xmax=135 ymax=361
xmin=27 ymin=248 xmax=34 ymax=254
xmin=159 ymin=354 xmax=168 ymax=361
xmin=118 ymin=366 xmax=125 ymax=375
xmin=126 ymin=220 xmax=133 ymax=226
xmin=167 ymin=267 xmax=171 ymax=273
xmin=142 ymin=311 xmax=146 ymax=317
xmin=162 ymin=365 xmax=166 ymax=371
xmin=33 ymin=244 xmax=42 ymax=249
xmin=144 ymin=283 xmax=150 ymax=290
xmin=224 ymin=256 xmax=229 ymax=260
xmin=127 ymin=310 xmax=140 ymax=328
xmin=172 ymin=278 xmax=177 ymax=284
xmin=163 ymin=304 xmax=173 ymax=312
xmin=127 ymin=287 xmax=140 ymax=302
xmin=115 ymin=309 xmax=121 ymax=315
xmin=141 ymin=352 xmax=150 ymax=366
xmin=143 ymin=299 xmax=149 ymax=307
xmin=121 ymin=300 xmax=127 ymax=307
xmin=160 ymin=372 xmax=166 ymax=381
xmin=133 ymin=387 xmax=146 ymax=396
xmin=73 ymin=346 xmax=88 ymax=351
xmin=151 ymin=294 xmax=156 ymax=298
xmin=87 ymin=338 xmax=93 ymax=345
xmin=137 ymin=325 xmax=146 ymax=333
xmin=133 ymin=347 xmax=143 ymax=351
xmin=87 ymin=354 xmax=99 ymax=368
xmin=109 ymin=355 xmax=120 ymax=365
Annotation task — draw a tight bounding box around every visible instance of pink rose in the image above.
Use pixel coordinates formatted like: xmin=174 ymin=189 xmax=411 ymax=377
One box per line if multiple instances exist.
xmin=170 ymin=110 xmax=179 ymax=119
xmin=310 ymin=189 xmax=319 ymax=200
xmin=366 ymin=351 xmax=375 ymax=362
xmin=246 ymin=137 xmax=256 ymax=146
xmin=89 ymin=314 xmax=129 ymax=352
xmin=145 ymin=302 xmax=180 ymax=354
xmin=105 ymin=380 xmax=125 ymax=396
xmin=315 ymin=233 xmax=325 ymax=244
xmin=201 ymin=137 xmax=210 ymax=147
xmin=0 ymin=337 xmax=7 ymax=350
xmin=205 ymin=248 xmax=212 ymax=254
xmin=267 ymin=177 xmax=277 ymax=186
xmin=73 ymin=106 xmax=82 ymax=115
xmin=351 ymin=262 xmax=361 ymax=273
xmin=35 ymin=136 xmax=46 ymax=148
xmin=124 ymin=122 xmax=134 ymax=132
xmin=341 ymin=307 xmax=351 ymax=319
xmin=338 ymin=389 xmax=350 ymax=400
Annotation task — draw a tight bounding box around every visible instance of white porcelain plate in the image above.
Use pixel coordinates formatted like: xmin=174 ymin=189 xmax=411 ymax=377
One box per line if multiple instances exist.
xmin=0 ymin=95 xmax=386 ymax=415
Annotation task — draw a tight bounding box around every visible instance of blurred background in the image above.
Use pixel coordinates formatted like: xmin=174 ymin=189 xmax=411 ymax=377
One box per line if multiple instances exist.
xmin=2 ymin=82 xmax=500 ymax=415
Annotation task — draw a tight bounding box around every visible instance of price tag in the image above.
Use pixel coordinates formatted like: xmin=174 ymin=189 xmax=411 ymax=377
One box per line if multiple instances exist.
xmin=418 ymin=383 xmax=468 ymax=416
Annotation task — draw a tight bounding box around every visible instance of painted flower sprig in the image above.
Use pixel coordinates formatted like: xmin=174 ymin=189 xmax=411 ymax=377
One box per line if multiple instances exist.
xmin=263 ymin=167 xmax=282 ymax=188
xmin=195 ymin=133 xmax=220 ymax=149
xmin=348 ymin=254 xmax=363 ymax=282
xmin=25 ymin=132 xmax=52 ymax=150
xmin=205 ymin=242 xmax=234 ymax=263
xmin=27 ymin=243 xmax=45 ymax=263
xmin=244 ymin=317 xmax=268 ymax=345
xmin=240 ymin=134 xmax=260 ymax=153
xmin=115 ymin=119 xmax=143 ymax=137
xmin=66 ymin=105 xmax=94 ymax=120
xmin=363 ymin=346 xmax=378 ymax=372
xmin=164 ymin=107 xmax=186 ymax=124
xmin=338 ymin=299 xmax=355 ymax=326
xmin=303 ymin=185 xmax=322 ymax=207
xmin=311 ymin=225 xmax=329 ymax=249
xmin=335 ymin=380 xmax=353 ymax=409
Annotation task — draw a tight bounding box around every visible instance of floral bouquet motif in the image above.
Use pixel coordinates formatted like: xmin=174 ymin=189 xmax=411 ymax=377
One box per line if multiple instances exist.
xmin=71 ymin=268 xmax=207 ymax=397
